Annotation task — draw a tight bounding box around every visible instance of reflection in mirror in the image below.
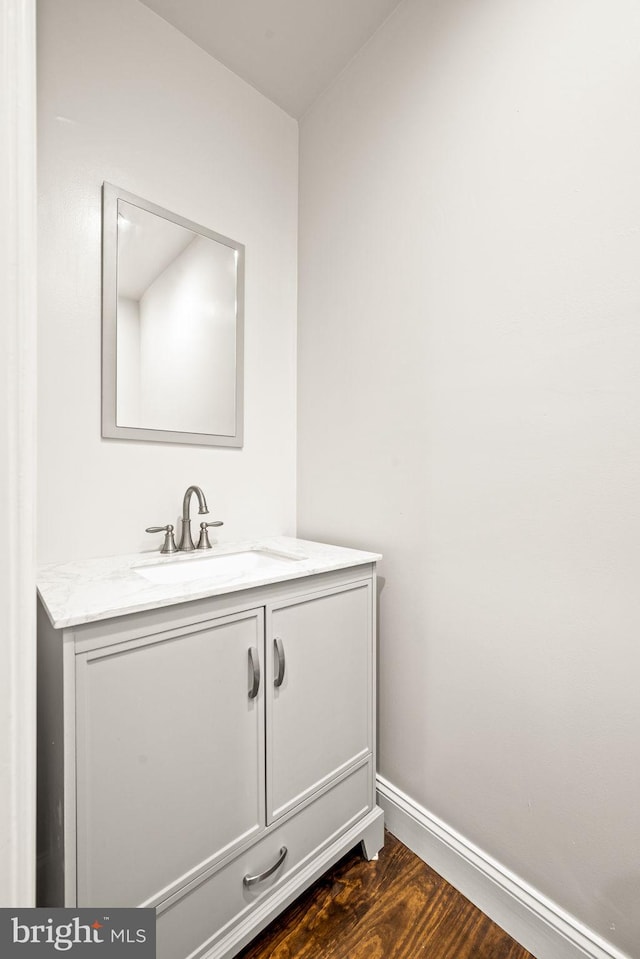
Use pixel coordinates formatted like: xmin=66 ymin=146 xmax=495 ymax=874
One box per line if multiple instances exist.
xmin=102 ymin=184 xmax=244 ymax=447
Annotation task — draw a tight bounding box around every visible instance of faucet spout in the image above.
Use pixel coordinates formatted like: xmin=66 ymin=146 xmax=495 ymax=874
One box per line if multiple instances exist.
xmin=178 ymin=485 xmax=209 ymax=551
xmin=183 ymin=485 xmax=209 ymax=520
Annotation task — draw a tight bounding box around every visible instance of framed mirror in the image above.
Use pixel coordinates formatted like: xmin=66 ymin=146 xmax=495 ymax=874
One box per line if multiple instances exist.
xmin=102 ymin=183 xmax=244 ymax=447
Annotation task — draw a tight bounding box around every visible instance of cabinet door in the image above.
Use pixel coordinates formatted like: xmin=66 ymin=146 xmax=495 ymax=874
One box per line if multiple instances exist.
xmin=75 ymin=610 xmax=264 ymax=906
xmin=266 ymin=582 xmax=372 ymax=822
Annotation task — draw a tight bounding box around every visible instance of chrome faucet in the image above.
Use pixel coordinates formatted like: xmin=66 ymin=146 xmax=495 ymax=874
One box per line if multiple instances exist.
xmin=178 ymin=485 xmax=210 ymax=552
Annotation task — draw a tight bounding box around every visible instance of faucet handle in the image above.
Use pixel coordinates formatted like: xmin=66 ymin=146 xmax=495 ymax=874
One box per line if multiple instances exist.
xmin=196 ymin=520 xmax=224 ymax=550
xmin=145 ymin=524 xmax=178 ymax=554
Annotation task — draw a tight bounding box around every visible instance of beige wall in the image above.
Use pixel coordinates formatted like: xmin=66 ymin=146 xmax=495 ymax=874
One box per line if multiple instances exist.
xmin=37 ymin=0 xmax=298 ymax=564
xmin=298 ymin=0 xmax=640 ymax=955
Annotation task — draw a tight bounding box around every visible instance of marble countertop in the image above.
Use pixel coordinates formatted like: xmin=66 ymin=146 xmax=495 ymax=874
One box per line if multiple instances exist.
xmin=37 ymin=537 xmax=382 ymax=629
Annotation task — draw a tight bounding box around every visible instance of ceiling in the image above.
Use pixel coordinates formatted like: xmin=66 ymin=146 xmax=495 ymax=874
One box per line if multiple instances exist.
xmin=138 ymin=0 xmax=404 ymax=118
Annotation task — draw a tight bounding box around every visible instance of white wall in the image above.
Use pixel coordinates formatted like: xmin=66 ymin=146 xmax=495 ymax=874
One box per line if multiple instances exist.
xmin=298 ymin=0 xmax=640 ymax=956
xmin=37 ymin=0 xmax=298 ymax=564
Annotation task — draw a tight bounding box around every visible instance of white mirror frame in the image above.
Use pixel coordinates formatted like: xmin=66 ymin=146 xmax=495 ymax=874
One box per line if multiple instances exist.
xmin=101 ymin=182 xmax=244 ymax=447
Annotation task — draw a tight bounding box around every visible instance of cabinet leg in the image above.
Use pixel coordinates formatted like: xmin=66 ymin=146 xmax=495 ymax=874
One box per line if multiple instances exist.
xmin=360 ymin=807 xmax=385 ymax=861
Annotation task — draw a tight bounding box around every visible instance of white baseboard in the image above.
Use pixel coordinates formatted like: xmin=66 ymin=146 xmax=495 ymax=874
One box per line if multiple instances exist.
xmin=376 ymin=776 xmax=631 ymax=959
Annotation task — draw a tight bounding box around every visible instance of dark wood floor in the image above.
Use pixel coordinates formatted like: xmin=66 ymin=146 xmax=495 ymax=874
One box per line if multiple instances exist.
xmin=237 ymin=832 xmax=536 ymax=959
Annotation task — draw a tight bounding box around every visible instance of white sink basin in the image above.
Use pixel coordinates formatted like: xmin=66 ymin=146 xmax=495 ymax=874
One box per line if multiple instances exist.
xmin=135 ymin=548 xmax=305 ymax=586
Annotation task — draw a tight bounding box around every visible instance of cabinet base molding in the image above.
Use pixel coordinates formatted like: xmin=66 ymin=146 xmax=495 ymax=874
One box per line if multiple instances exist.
xmin=376 ymin=776 xmax=630 ymax=959
xmin=199 ymin=806 xmax=384 ymax=959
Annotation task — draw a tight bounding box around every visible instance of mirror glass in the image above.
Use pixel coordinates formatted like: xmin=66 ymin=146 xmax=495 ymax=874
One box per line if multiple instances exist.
xmin=102 ymin=183 xmax=244 ymax=447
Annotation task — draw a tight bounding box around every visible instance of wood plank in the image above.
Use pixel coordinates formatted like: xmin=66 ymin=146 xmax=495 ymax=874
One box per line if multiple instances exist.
xmin=237 ymin=831 xmax=536 ymax=959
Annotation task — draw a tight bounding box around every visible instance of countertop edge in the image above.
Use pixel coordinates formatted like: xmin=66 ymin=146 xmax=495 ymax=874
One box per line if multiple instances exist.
xmin=37 ymin=538 xmax=382 ymax=630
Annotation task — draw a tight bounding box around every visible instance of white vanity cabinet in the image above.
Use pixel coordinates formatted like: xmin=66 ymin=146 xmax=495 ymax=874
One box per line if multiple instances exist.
xmin=38 ymin=547 xmax=384 ymax=959
xmin=266 ymin=582 xmax=371 ymax=822
xmin=75 ymin=609 xmax=266 ymax=908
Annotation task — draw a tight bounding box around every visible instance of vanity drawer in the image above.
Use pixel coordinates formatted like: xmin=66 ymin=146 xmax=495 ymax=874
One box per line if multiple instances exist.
xmin=156 ymin=761 xmax=371 ymax=959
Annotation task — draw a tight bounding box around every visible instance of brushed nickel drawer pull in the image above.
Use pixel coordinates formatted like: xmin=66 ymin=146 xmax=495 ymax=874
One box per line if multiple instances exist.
xmin=248 ymin=647 xmax=260 ymax=699
xmin=274 ymin=637 xmax=285 ymax=687
xmin=243 ymin=846 xmax=288 ymax=887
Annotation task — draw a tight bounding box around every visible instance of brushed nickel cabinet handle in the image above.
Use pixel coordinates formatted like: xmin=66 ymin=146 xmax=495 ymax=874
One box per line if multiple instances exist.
xmin=248 ymin=647 xmax=260 ymax=699
xmin=274 ymin=637 xmax=285 ymax=687
xmin=243 ymin=846 xmax=288 ymax=888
